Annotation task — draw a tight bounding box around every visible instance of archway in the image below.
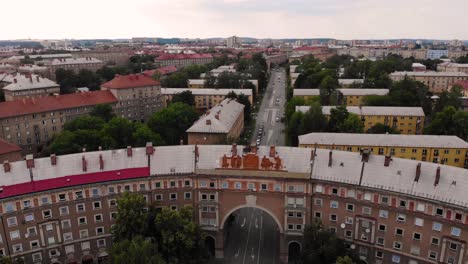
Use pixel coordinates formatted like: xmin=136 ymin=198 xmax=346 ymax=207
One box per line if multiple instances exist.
xmin=81 ymin=255 xmax=94 ymax=264
xmin=288 ymin=241 xmax=301 ymax=263
xmin=205 ymin=235 xmax=216 ymax=257
xmin=223 ymin=207 xmax=281 ymax=264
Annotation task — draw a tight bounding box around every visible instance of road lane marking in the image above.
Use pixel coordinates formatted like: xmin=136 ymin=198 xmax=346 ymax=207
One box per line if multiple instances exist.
xmin=241 ymin=217 xmax=246 ymax=228
xmin=256 ymin=215 xmax=263 ymax=264
xmin=235 ymin=248 xmax=240 ymax=259
xmin=242 ymin=211 xmax=254 ymax=264
xmin=251 ymin=247 xmax=255 ymax=260
xmin=255 ymin=218 xmax=258 ymax=229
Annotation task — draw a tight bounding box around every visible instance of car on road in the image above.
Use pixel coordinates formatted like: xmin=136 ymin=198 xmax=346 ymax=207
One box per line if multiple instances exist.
xmin=275 ymin=117 xmax=280 ymax=122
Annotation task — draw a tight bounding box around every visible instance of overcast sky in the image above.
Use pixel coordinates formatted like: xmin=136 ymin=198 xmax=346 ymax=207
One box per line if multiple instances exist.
xmin=1 ymin=0 xmax=467 ymax=40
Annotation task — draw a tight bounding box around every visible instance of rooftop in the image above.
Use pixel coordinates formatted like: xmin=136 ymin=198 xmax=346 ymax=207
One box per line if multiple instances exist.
xmin=50 ymin=57 xmax=102 ymax=66
xmin=296 ymin=105 xmax=425 ymax=117
xmin=390 ymin=71 xmax=468 ymax=77
xmin=298 ymin=133 xmax=468 ymax=149
xmin=143 ymin=65 xmax=178 ymax=77
xmin=18 ymin=64 xmax=48 ymax=71
xmin=0 ymin=145 xmax=467 ymax=208
xmin=8 ymin=54 xmax=72 ymax=60
xmin=156 ymin=53 xmax=213 ymax=60
xmin=101 ymin=74 xmax=160 ymax=89
xmin=338 ymin=79 xmax=364 ymax=85
xmin=187 ymin=98 xmax=244 ymax=134
xmin=0 ymin=90 xmax=117 ymax=119
xmin=0 ymin=138 xmax=21 ymax=155
xmin=1 ymin=73 xmax=59 ymax=92
xmin=293 ymin=88 xmax=389 ymax=96
xmin=161 ymin=88 xmax=252 ymax=96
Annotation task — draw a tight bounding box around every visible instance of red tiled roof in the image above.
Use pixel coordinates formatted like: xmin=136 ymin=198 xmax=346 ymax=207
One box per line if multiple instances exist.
xmin=0 ymin=90 xmax=118 ymax=119
xmin=101 ymin=74 xmax=160 ymax=89
xmin=0 ymin=138 xmax=21 ymax=155
xmin=143 ymin=65 xmax=178 ymax=77
xmin=155 ymin=53 xmax=213 ymax=61
xmin=0 ymin=167 xmax=149 ymax=199
xmin=293 ymin=46 xmax=328 ymax=51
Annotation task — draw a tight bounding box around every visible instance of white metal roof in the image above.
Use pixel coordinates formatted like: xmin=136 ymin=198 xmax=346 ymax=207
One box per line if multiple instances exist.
xmin=186 ymin=98 xmax=244 ymax=134
xmin=293 ymin=89 xmax=388 ymax=96
xmin=390 ymin=71 xmax=468 ymax=77
xmin=51 ymin=57 xmax=102 ymax=65
xmin=299 ymin=133 xmax=468 ymax=149
xmin=338 ymin=79 xmax=364 ymax=85
xmin=161 ymin=88 xmax=252 ymax=96
xmin=1 ymin=73 xmax=59 ymax=91
xmin=296 ymin=105 xmax=425 ymax=117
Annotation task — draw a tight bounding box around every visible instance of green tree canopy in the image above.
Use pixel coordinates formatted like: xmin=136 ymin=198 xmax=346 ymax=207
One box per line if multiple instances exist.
xmin=328 ymin=106 xmax=349 ymax=132
xmin=433 ymin=85 xmax=462 ymax=115
xmin=64 ymin=116 xmax=105 ymax=131
xmin=148 ymin=102 xmax=199 ymax=145
xmin=367 ymin=123 xmax=400 ymax=134
xmin=112 ymin=192 xmax=148 ymax=241
xmin=110 ymin=236 xmax=165 ymax=264
xmin=338 ymin=113 xmax=364 ymax=133
xmin=90 ymin=104 xmax=116 ymax=122
xmin=171 ymin=91 xmax=196 ymax=106
xmin=299 ymin=102 xmax=327 ymax=135
xmin=425 ymin=106 xmax=468 ymax=140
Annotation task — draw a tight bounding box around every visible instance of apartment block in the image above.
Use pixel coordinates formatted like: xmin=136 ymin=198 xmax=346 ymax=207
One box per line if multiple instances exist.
xmin=293 ymin=89 xmax=389 ymax=106
xmin=296 ymin=106 xmax=425 ymax=135
xmin=389 ymin=71 xmax=468 ymax=93
xmin=0 ymin=73 xmax=60 ymax=101
xmin=298 ymin=133 xmax=468 ymax=168
xmin=155 ymin=54 xmax=213 ymax=68
xmin=48 ymin=57 xmax=104 ymax=80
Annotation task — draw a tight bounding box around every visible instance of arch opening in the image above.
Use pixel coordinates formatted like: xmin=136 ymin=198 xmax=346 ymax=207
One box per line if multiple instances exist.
xmin=288 ymin=241 xmax=301 ymax=264
xmin=223 ymin=207 xmax=280 ymax=263
xmin=205 ymin=235 xmax=216 ymax=257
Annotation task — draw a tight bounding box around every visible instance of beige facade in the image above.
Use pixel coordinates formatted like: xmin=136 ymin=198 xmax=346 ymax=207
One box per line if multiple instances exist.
xmin=48 ymin=58 xmax=104 ymax=80
xmin=162 ymin=88 xmax=253 ymax=110
xmin=390 ymin=71 xmax=468 ymax=94
xmin=73 ymin=51 xmax=130 ymax=66
xmin=1 ymin=73 xmax=60 ymax=102
xmin=438 ymin=62 xmax=468 ymax=74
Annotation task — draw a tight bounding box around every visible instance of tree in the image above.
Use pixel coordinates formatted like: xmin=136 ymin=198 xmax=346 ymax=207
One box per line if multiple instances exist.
xmin=0 ymin=257 xmax=24 ymax=264
xmin=389 ymin=77 xmax=432 ymax=114
xmin=338 ymin=113 xmax=364 ymax=133
xmin=48 ymin=131 xmax=82 ymax=155
xmin=236 ymin=94 xmax=252 ymax=122
xmin=75 ymin=69 xmax=101 ymax=90
xmin=287 ymin=112 xmax=304 ymax=146
xmin=285 ymin=97 xmax=306 ymax=121
xmin=110 ymin=236 xmax=165 ymax=264
xmin=362 ymin=95 xmax=393 ymax=106
xmin=148 ymin=102 xmax=199 ymax=145
xmin=299 ymin=102 xmax=327 ymax=135
xmin=171 ymin=91 xmax=196 ymax=106
xmin=425 ymin=106 xmax=468 ymax=140
xmin=301 ymin=221 xmax=361 ymax=264
xmin=319 ymin=75 xmax=338 ymax=105
xmin=90 ymin=104 xmax=116 ymax=122
xmin=367 ymin=123 xmax=400 ymax=134
xmin=328 ymin=106 xmax=349 ymax=132
xmin=101 ymin=117 xmax=136 ymax=149
xmin=55 ymin=68 xmax=76 ymax=94
xmin=132 ymin=123 xmax=165 ymax=147
xmin=154 ymin=207 xmax=209 ymax=264
xmin=112 ymin=192 xmax=148 ymax=241
xmin=433 ymin=85 xmax=462 ymax=114
xmin=64 ymin=116 xmax=105 ymax=131
xmin=336 ymin=256 xmax=357 ymax=264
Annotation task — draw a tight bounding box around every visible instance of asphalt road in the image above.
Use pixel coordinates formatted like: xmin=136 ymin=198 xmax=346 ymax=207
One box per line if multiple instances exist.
xmin=224 ymin=208 xmax=280 ymax=264
xmin=252 ymin=67 xmax=287 ymax=146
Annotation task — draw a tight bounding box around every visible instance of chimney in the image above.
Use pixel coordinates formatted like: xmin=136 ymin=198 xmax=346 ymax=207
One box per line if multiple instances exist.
xmin=99 ymin=154 xmax=104 ymax=170
xmin=206 ymin=119 xmax=211 ymax=125
xmin=328 ymin=150 xmax=333 ymax=167
xmin=127 ymin=146 xmax=133 ymax=157
xmin=414 ymin=163 xmax=421 ymax=182
xmin=26 ymin=154 xmax=34 ymax=169
xmin=361 ymin=149 xmax=370 ymax=162
xmin=146 ymin=142 xmax=154 ymax=155
xmin=180 ymin=139 xmax=184 ymax=145
xmin=82 ymin=156 xmax=87 ymax=172
xmin=50 ymin=154 xmax=57 ymax=165
xmin=36 ymin=76 xmax=40 ymax=82
xmin=29 ymin=76 xmax=33 ymax=83
xmin=215 ymin=114 xmax=219 ymax=120
xmin=384 ymin=155 xmax=391 ymax=167
xmin=3 ymin=161 xmax=10 ymax=173
xmin=13 ymin=78 xmax=17 ymax=83
xmin=434 ymin=166 xmax=441 ymax=186
xmin=231 ymin=143 xmax=237 ymax=156
xmin=269 ymin=145 xmax=276 ymax=157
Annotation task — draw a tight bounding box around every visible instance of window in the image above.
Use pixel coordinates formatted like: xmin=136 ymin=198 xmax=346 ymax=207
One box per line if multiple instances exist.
xmin=61 ymin=220 xmax=71 ymax=229
xmin=376 ymin=251 xmax=384 ymax=258
xmin=222 ymin=182 xmax=228 ymax=189
xmin=314 ymin=212 xmax=321 ymax=218
xmin=110 ymin=212 xmax=117 ymax=220
xmin=410 ymin=246 xmax=420 ymax=255
xmin=428 ymin=251 xmax=437 ymax=260
xmin=170 ymin=193 xmax=177 ymax=200
xmin=455 ymin=212 xmax=463 ymax=221
xmin=58 ymin=193 xmax=67 ymax=201
xmin=109 ymin=199 xmax=117 ymax=207
xmin=184 ymin=180 xmax=191 ymax=187
xmin=235 ymin=182 xmax=242 ymax=189
xmin=413 ymin=233 xmax=421 ymax=240
xmin=393 ymin=241 xmax=402 ymax=250
xmin=96 ymin=227 xmax=104 ymax=235
xmin=314 ymin=198 xmax=323 ymax=206
xmin=97 ymin=239 xmax=106 ymax=248
xmin=396 ymin=214 xmax=406 ymax=222
xmin=27 ymin=227 xmax=37 ymax=236
xmin=449 ymin=242 xmax=458 ymax=251
xmin=10 ymin=230 xmax=20 ymax=240
xmin=399 ymin=200 xmax=407 ymax=208
xmin=379 ymin=210 xmax=388 ymax=218
xmin=416 ymin=203 xmax=425 ymax=212
xmin=376 ymin=237 xmax=385 ymax=246
xmin=395 ymin=228 xmax=404 ymax=236
xmin=414 ymin=218 xmax=424 ymax=227
xmin=362 ymin=207 xmax=371 ymax=215
xmin=45 ymin=224 xmax=53 ymax=232
xmin=345 ymin=230 xmax=352 ymax=238
xmin=200 ymin=181 xmax=207 ymax=188
xmin=93 ymin=201 xmax=101 ymax=209
xmin=345 ymin=217 xmax=353 ymax=224
xmin=330 ymin=214 xmax=337 ymax=221
xmin=78 ymin=217 xmax=87 ymax=225
xmin=65 ymin=245 xmax=74 ymax=254
xmin=378 ymin=224 xmax=386 ymax=232
xmin=435 ymin=208 xmax=444 ymax=216
xmin=155 ymin=182 xmax=161 ymax=188
xmin=451 ymin=227 xmax=461 ymax=237
xmin=209 ymin=194 xmax=216 ymax=200
xmin=7 ymin=217 xmax=17 ymax=227
xmin=22 ymin=200 xmax=31 ymax=208
xmin=347 ymin=189 xmax=355 ymax=198
xmin=363 ymin=193 xmax=372 ymax=201
xmin=32 ymin=252 xmax=42 ymax=262
xmin=209 ymin=182 xmax=215 ymax=188
xmin=12 ymin=244 xmax=22 ymax=253
xmin=274 ymin=184 xmax=281 ymax=191
xmin=60 ymin=206 xmax=69 ymax=215
xmin=108 ymin=186 xmax=116 ymax=193
xmin=380 ymin=196 xmax=389 ymax=204
xmin=76 ymin=204 xmax=85 ymax=212
xmin=81 ymin=242 xmax=90 ymax=250
xmin=330 ymin=201 xmax=339 ymax=209
xmin=79 ymin=229 xmax=89 ymax=238
xmin=431 ymin=237 xmax=439 ymax=246
xmin=261 ymin=183 xmax=267 ymax=191
xmin=314 ymin=185 xmax=323 ymax=193
xmin=184 ymin=192 xmax=191 ymax=200
xmin=346 ymin=204 xmax=354 ymax=211
xmin=40 ymin=196 xmax=50 ymax=205
xmin=92 ymin=188 xmax=100 ymax=196
xmin=94 ymin=214 xmax=103 ymax=222
xmin=75 ymin=191 xmax=83 ymax=199
xmin=42 ymin=210 xmax=51 ymax=219
xmin=433 ymin=222 xmax=442 ymax=231
xmin=331 ymin=188 xmax=338 ymax=195
xmin=248 ymin=183 xmax=255 ymax=190
xmin=139 ymin=184 xmax=146 ymax=191
xmin=170 ymin=181 xmax=176 ymax=188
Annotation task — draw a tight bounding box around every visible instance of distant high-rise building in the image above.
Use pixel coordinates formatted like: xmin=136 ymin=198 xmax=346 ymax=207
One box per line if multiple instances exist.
xmin=226 ymin=36 xmax=241 ymax=48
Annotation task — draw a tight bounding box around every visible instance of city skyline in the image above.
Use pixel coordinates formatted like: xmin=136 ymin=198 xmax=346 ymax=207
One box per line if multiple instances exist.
xmin=1 ymin=0 xmax=467 ymax=40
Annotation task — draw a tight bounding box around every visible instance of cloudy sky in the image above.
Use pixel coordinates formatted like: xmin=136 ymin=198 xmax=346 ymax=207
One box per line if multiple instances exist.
xmin=1 ymin=0 xmax=467 ymax=40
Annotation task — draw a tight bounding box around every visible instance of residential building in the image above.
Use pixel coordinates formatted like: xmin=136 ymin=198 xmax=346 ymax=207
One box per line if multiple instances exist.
xmin=0 ymin=63 xmax=15 ymax=73
xmin=17 ymin=64 xmax=49 ymax=76
xmin=338 ymin=79 xmax=364 ymax=87
xmin=48 ymin=57 xmax=104 ymax=80
xmin=0 ymin=91 xmax=117 ymax=154
xmin=293 ymin=89 xmax=389 ymax=106
xmin=1 ymin=73 xmax=60 ymax=101
xmin=389 ymin=71 xmax=468 ymax=93
xmin=438 ymin=62 xmax=468 ymax=74
xmin=427 ymin=49 xmax=449 ymax=60
xmin=101 ymin=74 xmax=164 ymax=121
xmin=187 ymin=99 xmax=244 ymax=144
xmin=155 ymin=54 xmax=213 ymax=68
xmin=0 ymin=138 xmax=21 ymax=163
xmin=161 ymin=88 xmax=253 ymax=110
xmin=73 ymin=51 xmax=130 ymax=66
xmin=296 ymin=106 xmax=425 ymax=134
xmin=298 ymin=133 xmax=468 ymax=168
xmin=187 ymin=79 xmax=258 ymax=93
xmin=143 ymin=66 xmax=178 ymax=78
xmin=0 ymin=145 xmax=467 ymax=264
xmin=5 ymin=54 xmax=72 ymax=65
xmin=226 ymin=36 xmax=241 ymax=48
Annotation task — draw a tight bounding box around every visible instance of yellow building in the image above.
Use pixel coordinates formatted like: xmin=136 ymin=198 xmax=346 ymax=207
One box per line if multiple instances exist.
xmin=293 ymin=89 xmax=389 ymax=106
xmin=296 ymin=105 xmax=425 ymax=135
xmin=188 ymin=79 xmax=205 ymax=88
xmin=389 ymin=71 xmax=468 ymax=94
xmin=298 ymin=132 xmax=468 ymax=168
xmin=161 ymin=88 xmax=253 ymax=110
